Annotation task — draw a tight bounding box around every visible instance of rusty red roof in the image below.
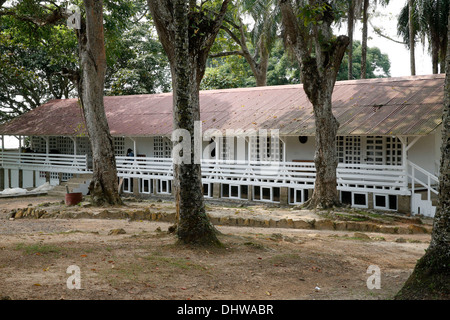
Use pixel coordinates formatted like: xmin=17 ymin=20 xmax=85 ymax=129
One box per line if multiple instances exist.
xmin=0 ymin=74 xmax=444 ymax=137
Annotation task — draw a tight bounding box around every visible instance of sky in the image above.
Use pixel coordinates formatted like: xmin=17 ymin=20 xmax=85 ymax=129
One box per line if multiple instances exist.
xmin=1 ymin=1 xmax=436 ymax=149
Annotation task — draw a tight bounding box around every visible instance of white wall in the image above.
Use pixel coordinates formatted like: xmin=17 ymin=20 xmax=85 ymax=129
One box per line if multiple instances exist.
xmin=408 ymin=133 xmax=440 ymax=176
xmin=284 ymin=136 xmax=315 ymax=162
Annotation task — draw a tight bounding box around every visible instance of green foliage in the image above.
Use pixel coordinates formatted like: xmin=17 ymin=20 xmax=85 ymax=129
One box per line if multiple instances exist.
xmin=105 ymin=19 xmax=171 ymax=95
xmin=0 ymin=12 xmax=78 ymax=122
xmin=201 ymin=55 xmax=253 ymax=90
xmin=0 ymin=0 xmax=171 ymax=123
xmin=337 ymin=40 xmax=391 ymax=80
xmin=203 ymin=38 xmax=389 ymax=89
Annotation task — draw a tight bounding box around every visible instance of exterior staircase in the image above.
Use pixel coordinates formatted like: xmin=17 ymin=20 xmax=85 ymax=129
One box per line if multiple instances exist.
xmin=47 ymin=174 xmax=92 ymax=197
xmin=411 ymin=189 xmax=438 ymax=217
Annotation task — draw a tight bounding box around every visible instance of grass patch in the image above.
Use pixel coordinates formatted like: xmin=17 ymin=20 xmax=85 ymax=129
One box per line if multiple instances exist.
xmin=15 ymin=243 xmax=62 ymax=255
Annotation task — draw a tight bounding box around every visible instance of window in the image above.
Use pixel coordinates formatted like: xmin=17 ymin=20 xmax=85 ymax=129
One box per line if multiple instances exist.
xmin=337 ymin=136 xmax=361 ymax=164
xmin=154 ymin=136 xmax=172 ymax=158
xmin=221 ymin=184 xmax=247 ymax=199
xmin=253 ymin=186 xmax=280 ymax=202
xmin=385 ymin=137 xmax=402 ymax=165
xmin=250 ymin=135 xmax=283 ymax=161
xmin=220 ymin=137 xmax=234 ymax=160
xmin=114 ymin=137 xmax=125 ymax=156
xmin=140 ymin=178 xmax=153 ymax=194
xmin=340 ymin=191 xmax=368 ymax=208
xmin=289 ymin=188 xmax=309 ymax=204
xmin=374 ymin=194 xmax=398 ymax=211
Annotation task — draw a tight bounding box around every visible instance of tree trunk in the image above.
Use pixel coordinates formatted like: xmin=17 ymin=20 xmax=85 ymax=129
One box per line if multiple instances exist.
xmin=279 ymin=0 xmax=349 ymax=210
xmin=431 ymin=36 xmax=440 ymax=74
xmin=348 ymin=0 xmax=354 ymax=80
xmin=148 ymin=0 xmax=229 ymax=245
xmin=409 ymin=0 xmax=416 ymax=75
xmin=309 ymin=97 xmax=340 ymax=209
xmin=395 ymin=13 xmax=450 ymax=300
xmin=78 ymin=0 xmax=122 ymax=206
xmin=171 ymin=2 xmax=219 ymax=245
xmin=361 ymin=0 xmax=369 ymax=79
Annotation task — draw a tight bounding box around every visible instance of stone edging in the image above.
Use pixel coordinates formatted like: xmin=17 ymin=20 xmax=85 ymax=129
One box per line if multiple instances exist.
xmin=7 ymin=206 xmax=432 ymax=235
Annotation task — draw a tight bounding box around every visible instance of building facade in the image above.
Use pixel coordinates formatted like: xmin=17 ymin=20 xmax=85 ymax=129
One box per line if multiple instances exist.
xmin=0 ymin=75 xmax=444 ymax=217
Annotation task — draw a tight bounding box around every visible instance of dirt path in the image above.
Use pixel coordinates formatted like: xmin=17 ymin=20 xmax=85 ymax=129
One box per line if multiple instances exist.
xmin=0 ymin=196 xmax=431 ymax=300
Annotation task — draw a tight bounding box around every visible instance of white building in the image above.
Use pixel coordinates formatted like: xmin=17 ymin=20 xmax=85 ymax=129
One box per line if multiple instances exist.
xmin=0 ymin=74 xmax=444 ymax=217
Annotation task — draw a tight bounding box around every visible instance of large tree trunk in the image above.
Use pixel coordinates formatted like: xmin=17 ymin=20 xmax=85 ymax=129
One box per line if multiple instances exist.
xmin=360 ymin=0 xmax=369 ymax=79
xmin=279 ymin=0 xmax=349 ymax=209
xmin=395 ymin=13 xmax=450 ymax=300
xmin=78 ymin=0 xmax=122 ymax=206
xmin=171 ymin=1 xmax=219 ymax=245
xmin=148 ymin=0 xmax=229 ymax=245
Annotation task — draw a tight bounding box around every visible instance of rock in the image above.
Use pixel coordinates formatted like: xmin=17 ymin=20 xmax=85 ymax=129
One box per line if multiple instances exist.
xmin=15 ymin=210 xmax=23 ymax=219
xmin=108 ymin=228 xmax=126 ymax=235
xmin=6 ymin=210 xmax=15 ymax=219
xmin=395 ymin=238 xmax=407 ymax=243
xmin=408 ymin=224 xmax=428 ymax=234
xmin=353 ymin=232 xmax=371 ymax=240
xmin=315 ymin=219 xmax=335 ymax=230
xmin=293 ymin=220 xmax=312 ymax=229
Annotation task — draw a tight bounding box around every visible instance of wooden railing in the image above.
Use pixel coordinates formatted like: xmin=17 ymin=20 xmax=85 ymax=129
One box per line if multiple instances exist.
xmin=0 ymin=152 xmax=89 ymax=174
xmin=407 ymin=160 xmax=439 ymax=199
xmin=4 ymin=154 xmax=436 ymax=199
xmin=115 ymin=156 xmax=411 ymax=195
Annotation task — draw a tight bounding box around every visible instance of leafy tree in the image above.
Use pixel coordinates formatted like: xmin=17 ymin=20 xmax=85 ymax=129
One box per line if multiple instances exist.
xmin=0 ymin=0 xmax=141 ymax=205
xmin=337 ymin=40 xmax=390 ymax=80
xmin=280 ymin=0 xmax=349 ymax=209
xmin=104 ymin=18 xmax=171 ymax=95
xmin=210 ymin=0 xmax=280 ymax=86
xmin=0 ymin=5 xmax=78 ymax=122
xmin=203 ymin=38 xmax=301 ymax=89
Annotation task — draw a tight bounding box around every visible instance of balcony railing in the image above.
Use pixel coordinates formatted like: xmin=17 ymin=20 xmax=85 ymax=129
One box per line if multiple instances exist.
xmin=115 ymin=156 xmax=411 ymax=195
xmin=3 ymin=153 xmax=433 ymax=197
xmin=0 ymin=152 xmax=89 ymax=174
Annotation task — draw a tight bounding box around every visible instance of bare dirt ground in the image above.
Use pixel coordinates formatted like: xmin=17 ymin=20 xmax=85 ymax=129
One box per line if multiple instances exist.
xmin=0 ymin=195 xmax=432 ymax=301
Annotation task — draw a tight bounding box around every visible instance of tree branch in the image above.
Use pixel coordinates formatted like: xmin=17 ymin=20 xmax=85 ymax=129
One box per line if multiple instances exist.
xmin=209 ymin=50 xmax=244 ymax=58
xmin=370 ymin=21 xmax=406 ymax=45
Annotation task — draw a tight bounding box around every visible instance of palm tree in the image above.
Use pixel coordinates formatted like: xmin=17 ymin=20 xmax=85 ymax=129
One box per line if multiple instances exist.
xmin=347 ymin=0 xmax=363 ymax=80
xmin=360 ymin=0 xmax=389 ymax=79
xmin=398 ymin=0 xmax=450 ymax=74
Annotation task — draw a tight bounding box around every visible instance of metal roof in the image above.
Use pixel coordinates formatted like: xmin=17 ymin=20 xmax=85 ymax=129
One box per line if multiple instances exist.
xmin=0 ymin=74 xmax=444 ymax=137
